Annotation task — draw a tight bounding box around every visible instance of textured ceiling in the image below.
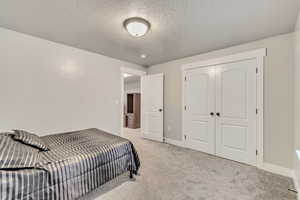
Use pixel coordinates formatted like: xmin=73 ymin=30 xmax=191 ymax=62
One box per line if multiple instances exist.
xmin=0 ymin=0 xmax=299 ymax=66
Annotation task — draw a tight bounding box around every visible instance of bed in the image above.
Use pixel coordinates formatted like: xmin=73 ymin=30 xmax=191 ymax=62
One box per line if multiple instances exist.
xmin=0 ymin=128 xmax=140 ymax=200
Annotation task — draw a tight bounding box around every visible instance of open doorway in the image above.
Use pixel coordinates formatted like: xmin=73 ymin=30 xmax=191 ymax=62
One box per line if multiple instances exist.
xmin=120 ymin=68 xmax=164 ymax=142
xmin=124 ymin=74 xmax=141 ymax=135
xmin=120 ymin=67 xmax=146 ymax=138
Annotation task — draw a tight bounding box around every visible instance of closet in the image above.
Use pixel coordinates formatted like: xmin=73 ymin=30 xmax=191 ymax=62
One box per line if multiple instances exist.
xmin=183 ymin=58 xmax=258 ymax=165
xmin=124 ymin=93 xmax=141 ymax=129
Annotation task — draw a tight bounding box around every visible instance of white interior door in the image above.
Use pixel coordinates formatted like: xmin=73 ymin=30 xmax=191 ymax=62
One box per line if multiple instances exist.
xmin=215 ymin=59 xmax=257 ymax=165
xmin=141 ymin=73 xmax=164 ymax=142
xmin=184 ymin=67 xmax=215 ymax=154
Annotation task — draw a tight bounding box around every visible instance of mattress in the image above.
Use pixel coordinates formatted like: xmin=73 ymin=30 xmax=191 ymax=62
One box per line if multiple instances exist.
xmin=0 ymin=128 xmax=140 ymax=200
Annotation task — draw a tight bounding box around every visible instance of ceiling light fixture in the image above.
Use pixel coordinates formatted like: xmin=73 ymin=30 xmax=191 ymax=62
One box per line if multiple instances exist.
xmin=123 ymin=17 xmax=151 ymax=37
xmin=140 ymin=54 xmax=147 ymax=59
xmin=123 ymin=73 xmax=133 ymax=78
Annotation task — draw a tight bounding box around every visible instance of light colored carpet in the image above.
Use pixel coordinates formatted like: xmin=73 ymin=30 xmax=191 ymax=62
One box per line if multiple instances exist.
xmin=81 ymin=129 xmax=297 ymax=200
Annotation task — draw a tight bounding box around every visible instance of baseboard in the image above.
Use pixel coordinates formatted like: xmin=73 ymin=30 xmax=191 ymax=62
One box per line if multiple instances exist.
xmin=164 ymin=137 xmax=186 ymax=148
xmin=164 ymin=138 xmax=294 ymax=180
xmin=143 ymin=134 xmax=164 ymax=142
xmin=259 ymin=162 xmax=293 ymax=178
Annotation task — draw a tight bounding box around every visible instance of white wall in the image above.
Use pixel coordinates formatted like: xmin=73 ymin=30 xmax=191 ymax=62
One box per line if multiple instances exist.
xmin=148 ymin=33 xmax=295 ymax=169
xmin=0 ymin=28 xmax=145 ymax=136
xmin=294 ymin=11 xmax=300 ymax=190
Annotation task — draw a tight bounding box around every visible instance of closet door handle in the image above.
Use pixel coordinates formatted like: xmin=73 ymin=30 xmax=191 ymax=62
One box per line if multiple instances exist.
xmin=216 ymin=113 xmax=220 ymax=117
xmin=210 ymin=112 xmax=214 ymax=116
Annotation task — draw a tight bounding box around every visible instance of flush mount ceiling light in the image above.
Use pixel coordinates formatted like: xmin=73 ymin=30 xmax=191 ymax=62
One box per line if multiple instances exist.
xmin=123 ymin=73 xmax=133 ymax=78
xmin=140 ymin=54 xmax=147 ymax=59
xmin=123 ymin=17 xmax=151 ymax=37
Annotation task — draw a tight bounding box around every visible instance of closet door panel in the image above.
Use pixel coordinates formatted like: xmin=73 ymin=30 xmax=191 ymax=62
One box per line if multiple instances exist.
xmin=215 ymin=59 xmax=257 ymax=165
xmin=184 ymin=67 xmax=215 ymax=155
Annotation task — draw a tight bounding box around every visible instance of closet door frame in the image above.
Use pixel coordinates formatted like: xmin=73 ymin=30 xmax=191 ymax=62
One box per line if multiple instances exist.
xmin=182 ymin=48 xmax=266 ymax=167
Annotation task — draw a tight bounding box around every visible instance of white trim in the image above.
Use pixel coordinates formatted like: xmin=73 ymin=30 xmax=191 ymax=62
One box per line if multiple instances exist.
xmin=260 ymin=162 xmax=293 ymax=178
xmin=143 ymin=134 xmax=164 ymax=143
xmin=164 ymin=137 xmax=186 ymax=148
xmin=182 ymin=48 xmax=266 ymax=167
xmin=182 ymin=70 xmax=187 ymax=148
xmin=256 ymin=56 xmax=264 ymax=168
xmin=120 ymin=67 xmax=146 ymax=137
xmin=164 ymin=137 xmax=293 ymax=179
xmin=120 ymin=67 xmax=147 ymax=76
xmin=182 ymin=48 xmax=267 ymax=71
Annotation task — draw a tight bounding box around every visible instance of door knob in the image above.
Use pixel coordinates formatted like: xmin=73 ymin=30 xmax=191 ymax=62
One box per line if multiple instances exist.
xmin=210 ymin=112 xmax=214 ymax=116
xmin=216 ymin=113 xmax=220 ymax=117
xmin=159 ymin=109 xmax=163 ymax=112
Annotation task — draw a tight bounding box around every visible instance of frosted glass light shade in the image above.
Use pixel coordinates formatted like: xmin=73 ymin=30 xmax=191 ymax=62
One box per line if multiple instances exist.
xmin=124 ymin=17 xmax=150 ymax=37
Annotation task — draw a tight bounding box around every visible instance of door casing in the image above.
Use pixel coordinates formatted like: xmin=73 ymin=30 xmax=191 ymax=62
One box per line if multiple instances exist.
xmin=182 ymin=48 xmax=266 ymax=167
xmin=120 ymin=67 xmax=146 ymax=137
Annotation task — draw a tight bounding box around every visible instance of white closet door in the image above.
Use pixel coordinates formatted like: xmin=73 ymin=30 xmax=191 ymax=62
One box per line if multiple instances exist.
xmin=215 ymin=59 xmax=257 ymax=165
xmin=184 ymin=67 xmax=215 ymax=154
